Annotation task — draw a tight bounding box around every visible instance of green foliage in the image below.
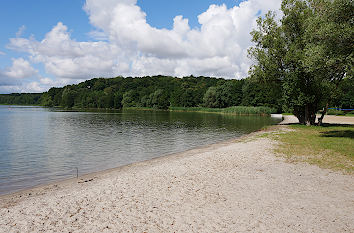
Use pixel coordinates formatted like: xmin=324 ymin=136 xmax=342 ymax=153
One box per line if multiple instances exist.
xmin=249 ymin=0 xmax=353 ymax=125
xmin=0 ymin=93 xmax=42 ymax=105
xmin=241 ymin=78 xmax=282 ymax=112
xmin=331 ymin=77 xmax=354 ymax=109
xmin=203 ymin=87 xmax=219 ymax=108
xmin=40 ymin=93 xmax=53 ymax=107
xmin=149 ymin=89 xmax=170 ymax=109
xmin=223 ymin=106 xmax=276 ymax=115
xmin=169 ymin=106 xmax=276 ymax=115
xmin=122 ymin=90 xmax=138 ymax=108
xmin=61 ymin=87 xmax=76 ymax=108
xmin=0 ymin=73 xmax=351 ymax=113
xmin=203 ymin=81 xmax=244 ymax=108
xmin=326 ymin=109 xmax=346 ymax=116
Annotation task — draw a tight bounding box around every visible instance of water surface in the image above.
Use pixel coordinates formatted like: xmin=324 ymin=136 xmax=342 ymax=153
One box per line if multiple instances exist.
xmin=0 ymin=105 xmax=281 ymax=195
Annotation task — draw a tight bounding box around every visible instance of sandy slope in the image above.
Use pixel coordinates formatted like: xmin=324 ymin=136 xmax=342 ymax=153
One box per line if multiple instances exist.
xmin=1 ymin=125 xmax=353 ymax=232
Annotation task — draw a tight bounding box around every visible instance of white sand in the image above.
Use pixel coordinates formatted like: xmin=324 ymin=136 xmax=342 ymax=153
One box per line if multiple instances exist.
xmin=1 ymin=125 xmax=353 ymax=232
xmin=280 ymin=115 xmax=354 ymax=125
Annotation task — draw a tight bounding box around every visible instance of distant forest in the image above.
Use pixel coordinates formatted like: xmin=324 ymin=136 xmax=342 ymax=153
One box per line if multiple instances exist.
xmin=0 ymin=75 xmax=353 ymax=112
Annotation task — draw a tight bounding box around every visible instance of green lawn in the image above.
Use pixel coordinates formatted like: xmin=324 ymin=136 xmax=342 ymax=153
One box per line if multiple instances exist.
xmin=275 ymin=125 xmax=354 ymax=174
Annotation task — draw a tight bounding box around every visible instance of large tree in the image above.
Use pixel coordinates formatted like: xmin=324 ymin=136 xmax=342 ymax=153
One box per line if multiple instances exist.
xmin=249 ymin=0 xmax=353 ymax=125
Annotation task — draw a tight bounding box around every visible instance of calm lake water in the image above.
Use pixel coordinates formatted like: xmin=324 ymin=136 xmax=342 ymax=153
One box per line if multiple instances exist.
xmin=0 ymin=105 xmax=281 ymax=195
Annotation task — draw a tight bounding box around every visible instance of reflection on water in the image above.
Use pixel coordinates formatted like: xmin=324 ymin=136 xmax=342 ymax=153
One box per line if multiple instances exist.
xmin=0 ymin=105 xmax=280 ymax=195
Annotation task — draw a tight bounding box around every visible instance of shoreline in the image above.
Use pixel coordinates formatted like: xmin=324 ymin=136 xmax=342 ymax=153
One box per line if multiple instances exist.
xmin=0 ymin=125 xmax=268 ymax=201
xmin=1 ymin=114 xmax=352 ymax=199
xmin=1 ymin=116 xmax=353 ymax=232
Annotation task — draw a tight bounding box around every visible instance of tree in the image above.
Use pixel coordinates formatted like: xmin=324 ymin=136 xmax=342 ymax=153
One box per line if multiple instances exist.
xmin=121 ymin=90 xmax=138 ymax=108
xmin=203 ymin=86 xmax=219 ymax=108
xmin=242 ymin=78 xmax=283 ymax=112
xmin=150 ymin=89 xmax=170 ymax=109
xmin=61 ymin=88 xmax=76 ymax=108
xmin=249 ymin=0 xmax=353 ymax=125
xmin=40 ymin=93 xmax=53 ymax=107
xmin=303 ymin=0 xmax=353 ymax=124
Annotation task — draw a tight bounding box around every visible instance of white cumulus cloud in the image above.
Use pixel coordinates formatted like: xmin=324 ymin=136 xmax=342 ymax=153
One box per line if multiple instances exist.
xmin=6 ymin=0 xmax=282 ymax=91
xmin=3 ymin=57 xmax=38 ymax=79
xmin=0 ymin=58 xmax=39 ymax=93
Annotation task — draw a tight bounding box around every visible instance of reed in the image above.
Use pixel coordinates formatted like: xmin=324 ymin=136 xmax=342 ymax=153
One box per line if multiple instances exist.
xmin=169 ymin=106 xmax=276 ymax=115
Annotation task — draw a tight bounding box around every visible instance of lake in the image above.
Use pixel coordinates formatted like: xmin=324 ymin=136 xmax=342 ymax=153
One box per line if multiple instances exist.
xmin=0 ymin=105 xmax=281 ymax=195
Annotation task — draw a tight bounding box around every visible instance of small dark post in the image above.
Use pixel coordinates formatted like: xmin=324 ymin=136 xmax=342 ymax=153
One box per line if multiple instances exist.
xmin=76 ymin=167 xmax=78 ymax=179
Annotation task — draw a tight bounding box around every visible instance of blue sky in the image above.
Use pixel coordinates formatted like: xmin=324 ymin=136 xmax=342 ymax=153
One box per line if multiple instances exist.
xmin=0 ymin=0 xmax=281 ymax=93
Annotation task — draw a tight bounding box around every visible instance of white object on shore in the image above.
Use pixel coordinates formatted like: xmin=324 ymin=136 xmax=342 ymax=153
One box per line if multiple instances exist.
xmin=271 ymin=114 xmax=283 ymax=118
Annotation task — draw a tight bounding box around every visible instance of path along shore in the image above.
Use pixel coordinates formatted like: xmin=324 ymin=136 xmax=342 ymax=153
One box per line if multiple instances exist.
xmin=0 ymin=116 xmax=353 ymax=232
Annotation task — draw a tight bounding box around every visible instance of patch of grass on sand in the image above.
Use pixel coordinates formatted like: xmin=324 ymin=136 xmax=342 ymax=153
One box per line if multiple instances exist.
xmin=275 ymin=125 xmax=354 ymax=174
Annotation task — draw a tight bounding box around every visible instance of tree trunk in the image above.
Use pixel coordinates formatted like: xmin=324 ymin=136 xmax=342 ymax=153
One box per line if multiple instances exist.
xmin=303 ymin=104 xmax=316 ymax=126
xmin=318 ymin=103 xmax=328 ymax=126
xmin=305 ymin=105 xmax=310 ymax=126
xmin=294 ymin=105 xmax=316 ymax=125
xmin=293 ymin=107 xmax=305 ymax=124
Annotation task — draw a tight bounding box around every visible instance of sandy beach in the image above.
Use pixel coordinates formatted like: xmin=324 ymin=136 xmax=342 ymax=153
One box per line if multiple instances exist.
xmin=1 ymin=116 xmax=353 ymax=232
xmin=279 ymin=114 xmax=354 ymax=125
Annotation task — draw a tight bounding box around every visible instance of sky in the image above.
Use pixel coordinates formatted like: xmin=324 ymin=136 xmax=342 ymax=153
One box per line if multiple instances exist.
xmin=0 ymin=0 xmax=282 ymax=93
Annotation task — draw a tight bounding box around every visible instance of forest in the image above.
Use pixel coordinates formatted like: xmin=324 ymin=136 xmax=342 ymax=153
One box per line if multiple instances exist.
xmin=0 ymin=75 xmax=352 ymax=113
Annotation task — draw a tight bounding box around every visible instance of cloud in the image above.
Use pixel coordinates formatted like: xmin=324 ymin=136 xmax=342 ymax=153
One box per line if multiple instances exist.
xmin=9 ymin=22 xmax=122 ymax=80
xmin=0 ymin=75 xmax=75 ymax=93
xmin=6 ymin=0 xmax=282 ymax=88
xmin=0 ymin=82 xmax=43 ymax=93
xmin=0 ymin=51 xmax=5 ymax=55
xmin=87 ymin=30 xmax=109 ymax=41
xmin=0 ymin=58 xmax=41 ymax=93
xmin=16 ymin=25 xmax=26 ymax=37
xmin=3 ymin=58 xmax=38 ymax=79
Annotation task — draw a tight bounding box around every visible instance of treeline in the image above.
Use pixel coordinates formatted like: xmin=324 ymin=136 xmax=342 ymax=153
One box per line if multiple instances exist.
xmin=0 ymin=93 xmax=42 ymax=106
xmin=0 ymin=75 xmax=352 ymax=112
xmin=36 ymin=75 xmax=284 ymax=112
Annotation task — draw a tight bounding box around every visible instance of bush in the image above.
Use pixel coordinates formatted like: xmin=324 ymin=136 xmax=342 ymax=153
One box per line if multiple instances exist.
xmin=327 ymin=109 xmax=346 ymax=115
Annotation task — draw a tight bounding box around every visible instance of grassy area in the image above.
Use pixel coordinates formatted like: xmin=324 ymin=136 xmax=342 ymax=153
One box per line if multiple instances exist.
xmin=327 ymin=109 xmax=346 ymax=116
xmin=274 ymin=125 xmax=354 ymax=174
xmin=170 ymin=106 xmax=276 ymax=115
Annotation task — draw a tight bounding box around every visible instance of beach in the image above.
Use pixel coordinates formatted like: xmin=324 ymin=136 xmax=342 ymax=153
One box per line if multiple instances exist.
xmin=1 ymin=116 xmax=353 ymax=232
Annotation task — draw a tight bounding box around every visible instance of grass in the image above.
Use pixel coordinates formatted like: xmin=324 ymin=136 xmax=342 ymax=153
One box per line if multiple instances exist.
xmin=274 ymin=124 xmax=354 ymax=174
xmin=327 ymin=109 xmax=346 ymax=116
xmin=169 ymin=106 xmax=276 ymax=115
